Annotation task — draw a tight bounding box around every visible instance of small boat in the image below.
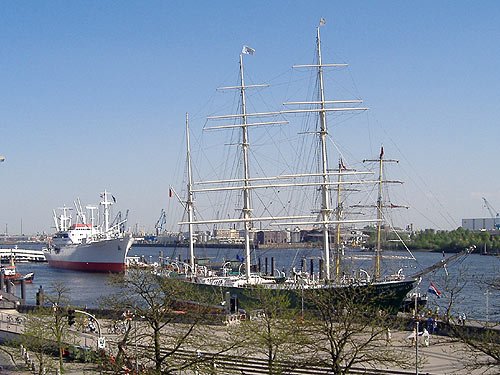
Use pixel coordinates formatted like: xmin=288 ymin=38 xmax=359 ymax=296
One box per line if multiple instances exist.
xmin=12 ymin=272 xmax=35 ymax=283
xmin=1 ymin=257 xmax=35 ymax=284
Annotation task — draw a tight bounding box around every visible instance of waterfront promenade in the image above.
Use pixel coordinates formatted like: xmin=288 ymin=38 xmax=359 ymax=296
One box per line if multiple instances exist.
xmin=0 ymin=309 xmax=497 ymax=374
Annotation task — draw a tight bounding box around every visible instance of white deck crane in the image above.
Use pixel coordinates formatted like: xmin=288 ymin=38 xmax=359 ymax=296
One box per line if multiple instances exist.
xmin=482 ymin=197 xmax=500 ymax=230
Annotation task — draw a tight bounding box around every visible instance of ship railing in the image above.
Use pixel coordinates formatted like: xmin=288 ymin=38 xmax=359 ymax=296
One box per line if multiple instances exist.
xmin=384 ymin=268 xmax=405 ymax=282
xmin=358 ymin=269 xmax=371 ymax=283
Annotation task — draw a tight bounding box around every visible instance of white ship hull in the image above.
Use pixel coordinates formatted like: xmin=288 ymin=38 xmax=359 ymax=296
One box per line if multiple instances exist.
xmin=44 ymin=234 xmax=133 ymax=272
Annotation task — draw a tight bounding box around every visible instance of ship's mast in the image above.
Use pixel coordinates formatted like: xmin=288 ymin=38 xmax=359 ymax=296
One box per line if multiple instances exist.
xmin=316 ymin=25 xmax=334 ymax=281
xmin=375 ymin=148 xmax=384 ymax=279
xmin=334 ymin=159 xmax=343 ymax=280
xmin=100 ymin=190 xmax=113 ymax=233
xmin=74 ymin=198 xmax=87 ymax=224
xmin=198 ymin=46 xmax=286 ymax=284
xmin=183 ymin=25 xmax=374 ymax=285
xmin=86 ymin=205 xmax=98 ymax=236
xmin=362 ymin=146 xmax=404 ymax=280
xmin=54 ymin=206 xmax=72 ymax=231
xmin=239 ymin=53 xmax=253 ymax=281
xmin=283 ymin=20 xmax=368 ymax=281
xmin=185 ymin=112 xmax=196 ymax=274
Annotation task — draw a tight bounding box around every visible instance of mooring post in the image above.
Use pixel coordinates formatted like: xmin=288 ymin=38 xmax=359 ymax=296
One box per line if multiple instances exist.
xmin=36 ymin=285 xmax=44 ymax=306
xmin=20 ymin=279 xmax=26 ymax=304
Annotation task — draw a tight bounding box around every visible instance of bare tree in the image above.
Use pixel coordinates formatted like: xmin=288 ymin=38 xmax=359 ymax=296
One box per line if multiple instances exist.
xmin=454 ymin=325 xmax=500 ymax=373
xmin=447 ymin=272 xmax=500 ymax=372
xmin=226 ymin=286 xmax=310 ymax=374
xmin=102 ymin=269 xmax=222 ymax=374
xmin=436 ymin=266 xmax=469 ymax=323
xmin=302 ymin=286 xmax=413 ymax=374
xmin=21 ymin=282 xmax=74 ymax=374
xmin=21 ymin=312 xmax=57 ymax=374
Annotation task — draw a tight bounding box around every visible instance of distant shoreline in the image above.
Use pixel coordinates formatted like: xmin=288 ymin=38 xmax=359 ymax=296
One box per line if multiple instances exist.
xmin=131 ymin=242 xmax=499 ymax=255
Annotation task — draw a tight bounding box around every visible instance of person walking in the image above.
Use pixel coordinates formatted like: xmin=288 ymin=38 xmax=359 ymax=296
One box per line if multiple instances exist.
xmin=422 ymin=328 xmax=430 ymax=347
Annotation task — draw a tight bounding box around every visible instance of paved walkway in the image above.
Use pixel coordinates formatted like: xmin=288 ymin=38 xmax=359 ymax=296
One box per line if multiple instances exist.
xmin=0 ymin=310 xmax=497 ymax=374
xmin=387 ymin=330 xmax=496 ymax=374
xmin=0 ymin=339 xmax=495 ymax=375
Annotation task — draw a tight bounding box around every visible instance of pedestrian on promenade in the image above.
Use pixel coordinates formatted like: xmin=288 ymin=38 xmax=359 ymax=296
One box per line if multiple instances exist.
xmin=385 ymin=327 xmax=392 ymax=345
xmin=427 ymin=316 xmax=434 ymax=333
xmin=422 ymin=328 xmax=430 ymax=347
xmin=407 ymin=328 xmax=417 ymax=347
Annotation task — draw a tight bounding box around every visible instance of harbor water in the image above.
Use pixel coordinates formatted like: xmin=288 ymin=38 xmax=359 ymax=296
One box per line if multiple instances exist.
xmin=8 ymin=245 xmax=500 ymax=322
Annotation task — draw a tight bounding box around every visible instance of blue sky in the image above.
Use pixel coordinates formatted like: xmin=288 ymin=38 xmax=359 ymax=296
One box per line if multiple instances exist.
xmin=1 ymin=1 xmax=499 ymax=235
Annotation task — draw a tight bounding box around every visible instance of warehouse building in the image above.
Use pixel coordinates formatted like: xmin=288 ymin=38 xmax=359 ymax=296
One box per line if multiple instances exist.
xmin=461 ymin=217 xmax=499 ymax=231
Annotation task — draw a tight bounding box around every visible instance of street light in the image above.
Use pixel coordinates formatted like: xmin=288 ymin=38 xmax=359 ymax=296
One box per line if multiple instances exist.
xmin=72 ymin=309 xmax=103 ymax=350
xmin=485 ymin=288 xmax=490 ymax=323
xmin=414 ymin=279 xmax=421 ymax=375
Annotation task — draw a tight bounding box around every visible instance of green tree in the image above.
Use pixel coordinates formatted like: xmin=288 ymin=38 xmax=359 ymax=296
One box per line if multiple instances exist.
xmin=408 ymin=228 xmax=500 ymax=253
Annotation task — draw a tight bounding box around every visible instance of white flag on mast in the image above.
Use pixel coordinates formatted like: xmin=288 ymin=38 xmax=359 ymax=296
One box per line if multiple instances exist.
xmin=319 ymin=17 xmax=326 ymax=26
xmin=241 ymin=45 xmax=255 ymax=55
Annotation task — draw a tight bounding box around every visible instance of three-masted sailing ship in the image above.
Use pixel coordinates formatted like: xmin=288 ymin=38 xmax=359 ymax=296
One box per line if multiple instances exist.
xmin=176 ymin=22 xmax=416 ymax=312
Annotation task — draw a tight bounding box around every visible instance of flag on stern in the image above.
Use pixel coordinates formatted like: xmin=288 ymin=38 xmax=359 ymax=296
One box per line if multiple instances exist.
xmin=428 ymin=282 xmax=442 ymax=298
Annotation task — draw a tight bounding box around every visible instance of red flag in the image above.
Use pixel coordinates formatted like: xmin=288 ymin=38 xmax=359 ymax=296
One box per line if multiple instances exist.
xmin=169 ymin=188 xmax=173 ymax=198
xmin=379 ymin=146 xmax=384 ymax=159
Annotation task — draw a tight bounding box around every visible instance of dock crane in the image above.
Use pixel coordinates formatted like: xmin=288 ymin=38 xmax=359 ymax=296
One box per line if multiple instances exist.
xmin=482 ymin=197 xmax=500 ymax=230
xmin=155 ymin=209 xmax=167 ymax=235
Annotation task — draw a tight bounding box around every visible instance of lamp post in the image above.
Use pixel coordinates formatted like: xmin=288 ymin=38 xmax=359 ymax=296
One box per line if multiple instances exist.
xmin=1 ymin=157 xmax=5 ymax=240
xmin=485 ymin=288 xmax=490 ymax=323
xmin=73 ymin=309 xmax=103 ymax=350
xmin=414 ymin=279 xmax=421 ymax=375
xmin=135 ymin=311 xmax=138 ymax=374
xmin=414 ymin=288 xmax=419 ymax=375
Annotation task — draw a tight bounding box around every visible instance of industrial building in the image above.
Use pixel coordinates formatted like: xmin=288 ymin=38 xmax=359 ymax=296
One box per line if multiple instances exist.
xmin=461 ymin=217 xmax=499 ymax=231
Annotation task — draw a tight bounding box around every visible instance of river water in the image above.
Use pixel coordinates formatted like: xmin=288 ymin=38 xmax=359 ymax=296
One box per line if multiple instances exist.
xmin=8 ymin=245 xmax=500 ymax=322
